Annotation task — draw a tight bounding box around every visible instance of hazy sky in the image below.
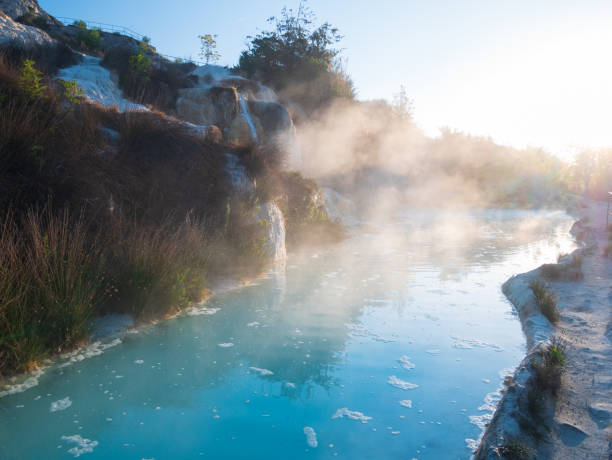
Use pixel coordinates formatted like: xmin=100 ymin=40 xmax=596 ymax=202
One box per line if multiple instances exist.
xmin=39 ymin=0 xmax=612 ymax=157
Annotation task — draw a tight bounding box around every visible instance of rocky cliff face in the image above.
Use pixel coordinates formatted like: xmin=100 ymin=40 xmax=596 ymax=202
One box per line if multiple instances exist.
xmin=176 ymin=64 xmax=300 ymax=160
xmin=0 ymin=10 xmax=55 ymax=46
xmin=0 ymin=0 xmax=49 ymax=20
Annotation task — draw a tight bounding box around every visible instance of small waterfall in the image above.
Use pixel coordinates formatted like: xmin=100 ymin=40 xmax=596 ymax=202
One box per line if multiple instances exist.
xmin=57 ymin=56 xmax=146 ymax=112
xmin=258 ymin=202 xmax=286 ymax=262
xmin=224 ymin=153 xmax=254 ymax=194
xmin=238 ymin=93 xmax=258 ymax=142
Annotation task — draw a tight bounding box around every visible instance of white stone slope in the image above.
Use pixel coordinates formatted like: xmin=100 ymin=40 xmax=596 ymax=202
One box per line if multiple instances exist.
xmin=477 ymin=200 xmax=612 ymax=459
xmin=57 ymin=55 xmax=147 ymax=111
xmin=0 ymin=10 xmax=55 ymax=46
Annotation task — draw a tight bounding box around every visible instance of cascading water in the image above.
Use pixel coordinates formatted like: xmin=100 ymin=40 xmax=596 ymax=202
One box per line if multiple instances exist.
xmin=224 ymin=153 xmax=254 ymax=194
xmin=257 ymin=202 xmax=287 ymax=262
xmin=57 ymin=56 xmax=146 ymax=112
xmin=223 ymin=154 xmax=287 ymax=262
xmin=238 ymin=93 xmax=259 ymax=143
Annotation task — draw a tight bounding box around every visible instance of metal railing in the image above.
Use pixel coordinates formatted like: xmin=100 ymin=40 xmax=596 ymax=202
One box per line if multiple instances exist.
xmin=55 ymin=17 xmax=208 ymax=67
xmin=55 ymin=17 xmax=145 ymax=42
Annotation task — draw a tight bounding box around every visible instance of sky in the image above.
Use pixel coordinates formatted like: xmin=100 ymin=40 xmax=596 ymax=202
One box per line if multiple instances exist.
xmin=39 ymin=0 xmax=612 ymax=158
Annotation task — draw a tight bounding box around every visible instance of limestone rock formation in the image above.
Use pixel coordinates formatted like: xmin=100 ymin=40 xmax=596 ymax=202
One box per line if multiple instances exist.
xmin=0 ymin=0 xmax=50 ymax=20
xmin=0 ymin=10 xmax=55 ymax=46
xmin=227 ymin=114 xmax=259 ymax=148
xmin=176 ymin=86 xmax=238 ymax=127
xmin=248 ymin=100 xmax=293 ymax=137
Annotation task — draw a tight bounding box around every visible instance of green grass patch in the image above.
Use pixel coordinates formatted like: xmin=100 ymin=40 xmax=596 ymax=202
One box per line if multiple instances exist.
xmin=529 ymin=279 xmax=559 ymax=323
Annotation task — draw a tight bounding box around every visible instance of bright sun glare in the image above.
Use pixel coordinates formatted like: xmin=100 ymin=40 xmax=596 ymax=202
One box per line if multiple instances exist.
xmin=416 ymin=17 xmax=612 ymax=159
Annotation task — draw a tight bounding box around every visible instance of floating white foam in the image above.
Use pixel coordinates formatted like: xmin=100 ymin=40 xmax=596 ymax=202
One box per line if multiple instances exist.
xmin=61 ymin=435 xmax=98 ymax=457
xmin=465 ymin=438 xmax=479 ymax=451
xmin=186 ymin=306 xmax=220 ymax=316
xmin=134 ymin=360 xmax=144 ymax=365
xmin=388 ymin=376 xmax=419 ymax=390
xmin=452 ymin=338 xmax=504 ymax=352
xmin=399 ymin=400 xmax=413 ymax=408
xmin=331 ymin=408 xmax=372 ymax=423
xmin=247 ymin=321 xmax=260 ymax=327
xmin=303 ymin=426 xmax=318 ymax=448
xmin=58 ymin=338 xmax=122 ymax=368
xmin=50 ymin=397 xmax=72 ymax=412
xmin=218 ymin=343 xmax=234 ymax=348
xmin=248 ymin=367 xmax=274 ymax=376
xmin=0 ymin=369 xmax=43 ymax=398
xmin=397 ymin=356 xmax=416 ymax=370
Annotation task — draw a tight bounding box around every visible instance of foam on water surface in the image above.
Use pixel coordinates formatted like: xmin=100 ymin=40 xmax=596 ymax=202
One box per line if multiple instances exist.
xmin=0 ymin=209 xmax=576 ymax=459
xmin=50 ymin=397 xmax=72 ymax=412
xmin=61 ymin=435 xmax=98 ymax=458
xmin=248 ymin=367 xmax=274 ymax=376
xmin=331 ymin=408 xmax=372 ymax=423
xmin=387 ymin=376 xmax=419 ymax=390
xmin=303 ymin=427 xmax=318 ymax=448
xmin=397 ymin=355 xmax=416 ymax=370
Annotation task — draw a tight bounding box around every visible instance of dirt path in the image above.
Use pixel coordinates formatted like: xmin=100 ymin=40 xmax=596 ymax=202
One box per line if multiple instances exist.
xmin=548 ymin=201 xmax=611 ymax=458
xmin=476 ymin=200 xmax=612 ymax=459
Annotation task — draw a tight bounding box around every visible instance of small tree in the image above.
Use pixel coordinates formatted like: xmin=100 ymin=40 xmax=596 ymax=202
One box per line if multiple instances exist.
xmin=19 ymin=59 xmax=47 ymax=100
xmin=392 ymin=85 xmax=413 ymax=120
xmin=237 ymin=2 xmax=354 ymax=112
xmin=198 ymin=34 xmax=221 ymax=64
xmin=57 ymin=79 xmax=83 ymax=105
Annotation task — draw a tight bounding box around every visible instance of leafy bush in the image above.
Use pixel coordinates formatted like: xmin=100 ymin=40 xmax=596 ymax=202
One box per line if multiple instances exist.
xmin=18 ymin=59 xmax=47 ymax=100
xmin=57 ymin=79 xmax=83 ymax=105
xmin=544 ymin=336 xmax=566 ymax=367
xmin=237 ymin=4 xmax=354 ymax=113
xmin=127 ymin=45 xmax=152 ymax=93
xmin=74 ymin=20 xmax=103 ymax=52
xmin=529 ymin=279 xmax=559 ymax=323
xmin=101 ymin=48 xmax=196 ymax=110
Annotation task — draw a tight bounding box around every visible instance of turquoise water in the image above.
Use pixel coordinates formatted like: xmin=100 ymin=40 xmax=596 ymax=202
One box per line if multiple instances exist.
xmin=0 ymin=209 xmax=575 ymax=460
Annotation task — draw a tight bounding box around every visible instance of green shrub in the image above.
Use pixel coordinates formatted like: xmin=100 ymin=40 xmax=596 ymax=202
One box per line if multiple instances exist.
xmin=529 ymin=279 xmax=559 ymax=323
xmin=74 ymin=20 xmax=103 ymax=52
xmin=18 ymin=59 xmax=47 ymax=100
xmin=532 ymin=337 xmax=566 ymax=395
xmin=237 ymin=4 xmax=354 ymax=113
xmin=127 ymin=44 xmax=152 ymax=90
xmin=57 ymin=79 xmax=83 ymax=105
xmin=544 ymin=336 xmax=566 ymax=367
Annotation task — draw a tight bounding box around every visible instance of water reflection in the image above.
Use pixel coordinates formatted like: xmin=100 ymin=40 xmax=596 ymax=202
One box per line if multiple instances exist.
xmin=0 ymin=209 xmax=575 ymax=460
